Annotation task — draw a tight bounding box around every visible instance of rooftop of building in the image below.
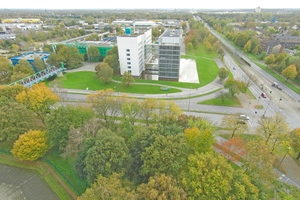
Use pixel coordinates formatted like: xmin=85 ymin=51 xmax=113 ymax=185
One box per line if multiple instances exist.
xmin=118 ymin=28 xmax=151 ymax=37
xmin=11 ymin=52 xmax=50 ymax=60
xmin=161 ymin=29 xmax=182 ymax=38
xmin=63 ymin=42 xmax=114 ymax=47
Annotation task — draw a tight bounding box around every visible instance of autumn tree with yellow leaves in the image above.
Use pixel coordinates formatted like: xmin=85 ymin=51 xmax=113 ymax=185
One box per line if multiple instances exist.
xmin=16 ymin=82 xmax=60 ymax=122
xmin=12 ymin=130 xmax=49 ymax=161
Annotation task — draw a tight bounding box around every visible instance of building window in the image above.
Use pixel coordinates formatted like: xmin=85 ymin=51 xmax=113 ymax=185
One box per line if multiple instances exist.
xmin=127 ymin=58 xmax=130 ymax=60
xmin=127 ymin=62 xmax=131 ymax=65
xmin=126 ymin=49 xmax=130 ymax=52
xmin=126 ymin=53 xmax=130 ymax=56
xmin=128 ymin=70 xmax=132 ymax=73
xmin=128 ymin=66 xmax=131 ymax=69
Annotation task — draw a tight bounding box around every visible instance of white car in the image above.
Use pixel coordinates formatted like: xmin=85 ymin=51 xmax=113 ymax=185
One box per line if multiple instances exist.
xmin=239 ymin=115 xmax=250 ymax=120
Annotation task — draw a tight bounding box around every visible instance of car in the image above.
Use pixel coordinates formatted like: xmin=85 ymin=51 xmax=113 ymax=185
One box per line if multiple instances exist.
xmin=233 ymin=67 xmax=236 ymax=70
xmin=239 ymin=115 xmax=250 ymax=120
xmin=261 ymin=93 xmax=267 ymax=98
xmin=271 ymin=82 xmax=283 ymax=91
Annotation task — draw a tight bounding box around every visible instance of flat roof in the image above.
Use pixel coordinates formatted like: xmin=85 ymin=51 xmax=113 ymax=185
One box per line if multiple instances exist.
xmin=118 ymin=28 xmax=151 ymax=37
xmin=11 ymin=52 xmax=50 ymax=60
xmin=161 ymin=29 xmax=181 ymax=38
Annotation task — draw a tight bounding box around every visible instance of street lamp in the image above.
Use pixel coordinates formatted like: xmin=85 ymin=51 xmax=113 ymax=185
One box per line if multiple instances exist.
xmin=278 ymin=147 xmax=291 ymax=169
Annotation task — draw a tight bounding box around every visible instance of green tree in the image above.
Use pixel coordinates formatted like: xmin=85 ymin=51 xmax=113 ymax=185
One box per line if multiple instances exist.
xmin=11 ymin=44 xmax=19 ymax=54
xmin=224 ymin=78 xmax=247 ymax=96
xmin=244 ymin=40 xmax=251 ymax=52
xmin=186 ymin=42 xmax=193 ymax=51
xmin=180 ymin=21 xmax=187 ymax=31
xmin=45 ymin=105 xmax=94 ymax=150
xmin=264 ymin=54 xmax=275 ymax=66
xmin=234 ymin=32 xmax=249 ymax=47
xmin=103 ymin=54 xmax=119 ymax=74
xmin=141 ymin=134 xmax=189 ymax=179
xmin=122 ymin=71 xmax=135 ymax=87
xmin=218 ymin=67 xmax=229 ymax=81
xmin=184 ymin=127 xmax=215 ymax=153
xmin=33 ymin=57 xmax=46 ymax=72
xmin=14 ymin=60 xmax=35 ymax=75
xmin=137 ymin=174 xmax=187 ymax=200
xmin=122 ymin=99 xmax=141 ymax=125
xmin=0 ymin=97 xmax=37 ymax=142
xmin=87 ymin=46 xmax=100 ymax=61
xmin=85 ymin=129 xmax=130 ymax=184
xmin=0 ymin=84 xmax=28 ymax=100
xmin=79 ymin=173 xmax=137 ymax=200
xmin=0 ymin=57 xmax=13 ymax=84
xmin=140 ymin=98 xmax=158 ymax=125
xmin=281 ymin=64 xmax=297 ymax=82
xmin=42 ymin=44 xmax=53 ymax=52
xmin=252 ymin=46 xmax=259 ymax=55
xmin=181 ymin=152 xmax=233 ymax=199
xmin=12 ymin=130 xmax=49 ymax=161
xmin=95 ymin=63 xmax=113 ymax=84
xmin=290 ymin=128 xmax=300 ymax=160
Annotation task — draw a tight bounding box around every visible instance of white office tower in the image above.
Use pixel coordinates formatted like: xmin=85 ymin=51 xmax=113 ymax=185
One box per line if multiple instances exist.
xmin=117 ymin=28 xmax=152 ymax=77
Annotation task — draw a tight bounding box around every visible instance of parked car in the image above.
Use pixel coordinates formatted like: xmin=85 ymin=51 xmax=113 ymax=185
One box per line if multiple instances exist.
xmin=239 ymin=115 xmax=250 ymax=120
xmin=233 ymin=67 xmax=236 ymax=70
xmin=261 ymin=93 xmax=267 ymax=98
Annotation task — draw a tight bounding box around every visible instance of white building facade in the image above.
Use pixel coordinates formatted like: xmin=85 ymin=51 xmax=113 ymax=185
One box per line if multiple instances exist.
xmin=117 ymin=29 xmax=152 ymax=77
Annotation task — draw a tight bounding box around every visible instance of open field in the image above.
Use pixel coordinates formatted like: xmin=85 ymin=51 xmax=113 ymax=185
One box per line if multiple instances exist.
xmin=198 ymin=94 xmax=242 ymax=107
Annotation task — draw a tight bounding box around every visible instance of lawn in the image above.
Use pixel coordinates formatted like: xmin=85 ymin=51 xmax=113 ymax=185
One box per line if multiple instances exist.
xmin=198 ymin=94 xmax=242 ymax=107
xmin=45 ymin=71 xmax=182 ymax=94
xmin=186 ymin=44 xmax=219 ymax=59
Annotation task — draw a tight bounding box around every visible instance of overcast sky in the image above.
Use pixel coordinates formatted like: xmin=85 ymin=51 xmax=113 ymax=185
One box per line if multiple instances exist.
xmin=1 ymin=0 xmax=299 ymax=10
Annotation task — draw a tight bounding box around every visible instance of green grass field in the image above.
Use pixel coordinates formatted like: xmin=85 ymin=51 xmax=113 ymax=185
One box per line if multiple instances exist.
xmin=45 ymin=72 xmax=182 ymax=94
xmin=198 ymin=94 xmax=242 ymax=107
xmin=186 ymin=44 xmax=219 ymax=59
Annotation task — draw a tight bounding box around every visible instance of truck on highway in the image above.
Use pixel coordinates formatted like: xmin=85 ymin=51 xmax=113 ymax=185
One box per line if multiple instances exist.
xmin=271 ymin=82 xmax=282 ymax=90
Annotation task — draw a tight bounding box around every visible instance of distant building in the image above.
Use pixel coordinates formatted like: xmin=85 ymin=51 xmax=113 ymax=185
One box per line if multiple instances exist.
xmin=10 ymin=52 xmax=50 ymax=71
xmin=255 ymin=7 xmax=261 ymax=13
xmin=51 ymin=42 xmax=114 ymax=59
xmin=2 ymin=18 xmax=41 ymax=23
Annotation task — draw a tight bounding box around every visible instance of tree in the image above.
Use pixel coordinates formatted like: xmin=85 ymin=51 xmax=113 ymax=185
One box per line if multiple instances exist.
xmin=264 ymin=54 xmax=275 ymax=66
xmin=33 ymin=57 xmax=46 ymax=72
xmin=79 ymin=173 xmax=137 ymax=200
xmin=218 ymin=67 xmax=229 ymax=81
xmin=234 ymin=32 xmax=249 ymax=47
xmin=0 ymin=84 xmax=28 ymax=100
xmin=140 ymin=98 xmax=158 ymax=125
xmin=0 ymin=57 xmax=13 ymax=84
xmin=181 ymin=152 xmax=233 ymax=199
xmin=290 ymin=128 xmax=300 ymax=160
xmin=215 ymin=137 xmax=246 ymax=163
xmin=45 ymin=105 xmax=94 ymax=150
xmin=275 ymin=52 xmax=286 ymax=64
xmin=87 ymin=46 xmax=100 ymax=61
xmin=0 ymin=97 xmax=37 ymax=142
xmin=11 ymin=44 xmax=19 ymax=54
xmin=95 ymin=63 xmax=113 ymax=84
xmin=141 ymin=134 xmax=189 ymax=179
xmin=184 ymin=127 xmax=215 ymax=153
xmin=85 ymin=129 xmax=130 ymax=184
xmin=221 ymin=115 xmax=248 ymax=138
xmin=256 ymin=113 xmax=289 ymax=145
xmin=224 ymin=78 xmax=247 ymax=96
xmin=137 ymin=174 xmax=187 ymax=200
xmin=180 ymin=21 xmax=187 ymax=31
xmin=186 ymin=43 xmax=193 ymax=51
xmin=281 ymin=64 xmax=297 ymax=82
xmin=205 ymin=41 xmax=213 ymax=52
xmin=252 ymin=46 xmax=259 ymax=55
xmin=86 ymin=89 xmax=125 ymax=128
xmin=42 ymin=44 xmax=53 ymax=52
xmin=14 ymin=60 xmax=35 ymax=75
xmin=168 ymin=101 xmax=183 ymax=117
xmin=12 ymin=130 xmax=49 ymax=161
xmin=103 ymin=54 xmax=119 ymax=74
xmin=244 ymin=140 xmax=276 ymax=183
xmin=244 ymin=40 xmax=251 ymax=52
xmin=122 ymin=99 xmax=141 ymax=125
xmin=228 ymin=169 xmax=259 ymax=199
xmin=122 ymin=71 xmax=135 ymax=87
xmin=16 ymin=82 xmax=60 ymax=121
